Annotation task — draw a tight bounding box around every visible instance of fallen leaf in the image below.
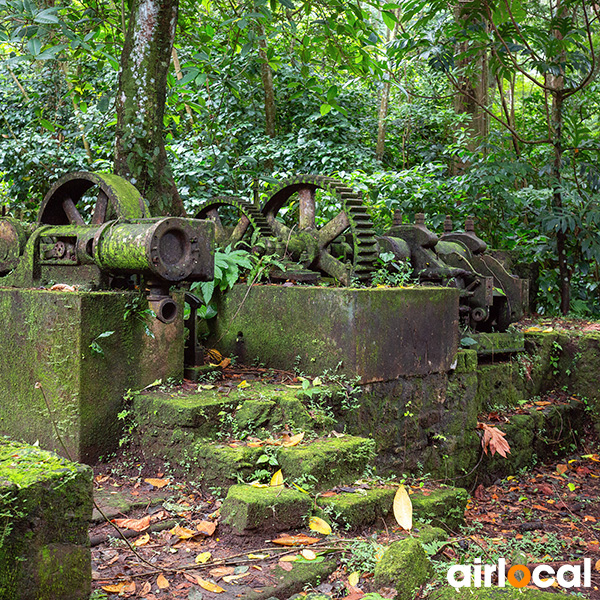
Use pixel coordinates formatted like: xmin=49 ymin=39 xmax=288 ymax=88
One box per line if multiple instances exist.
xmin=134 ymin=533 xmax=151 ymax=547
xmin=210 ymin=567 xmax=235 ymax=578
xmin=348 ymin=571 xmax=360 ymax=587
xmin=141 ymin=581 xmax=152 ymax=594
xmin=270 ymin=469 xmax=284 ymax=486
xmin=238 ymin=380 xmax=251 ymax=389
xmin=595 ymin=559 xmax=600 ymax=573
xmin=279 ymin=555 xmax=299 ymax=562
xmin=300 ymin=549 xmax=317 ymax=560
xmin=170 ymin=524 xmax=198 ymax=540
xmin=196 ymin=551 xmax=212 ymax=564
xmin=101 ymin=583 xmax=125 ymax=593
xmin=556 ymin=464 xmax=568 ymax=475
xmin=157 ymin=574 xmax=169 ymax=589
xmin=122 ymin=581 xmax=136 ymax=594
xmin=112 ymin=515 xmax=151 ymax=531
xmin=196 ymin=520 xmax=217 ymax=536
xmin=50 ymin=283 xmax=75 ymax=292
xmin=393 ymin=485 xmax=413 ymax=531
xmin=219 ymin=357 xmax=231 ymax=369
xmin=477 ymin=423 xmax=511 ymax=458
xmin=144 ymin=477 xmax=170 ymax=488
xmin=309 ymin=516 xmax=332 ymax=535
xmin=279 ymin=561 xmax=294 ymax=571
xmin=223 ymin=572 xmax=250 ymax=583
xmin=271 ymin=534 xmax=320 ymax=546
xmin=196 ymin=577 xmax=225 ymax=593
xmin=283 ymin=432 xmax=305 ymax=447
xmin=206 ymin=348 xmax=223 ymax=363
xmin=247 ymin=553 xmax=269 ymax=560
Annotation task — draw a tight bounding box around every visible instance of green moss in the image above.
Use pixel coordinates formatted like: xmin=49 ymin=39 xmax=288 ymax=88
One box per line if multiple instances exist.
xmin=317 ymin=487 xmax=395 ymax=529
xmin=235 ymin=399 xmax=277 ymax=430
xmin=278 ymin=436 xmax=376 ymax=491
xmin=435 ymin=586 xmax=571 ymax=599
xmin=476 ymin=363 xmax=524 ymax=410
xmin=221 ymin=484 xmax=312 ymax=533
xmin=411 ymin=487 xmax=469 ymax=531
xmin=373 ymin=538 xmax=433 ymax=599
xmin=416 ymin=523 xmax=448 ymax=544
xmin=454 ymin=350 xmax=478 ymax=373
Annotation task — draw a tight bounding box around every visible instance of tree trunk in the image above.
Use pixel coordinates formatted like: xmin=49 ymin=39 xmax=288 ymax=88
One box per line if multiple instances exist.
xmin=114 ymin=0 xmax=185 ymax=216
xmin=257 ymin=23 xmax=276 ymax=139
xmin=452 ymin=6 xmax=489 ymax=171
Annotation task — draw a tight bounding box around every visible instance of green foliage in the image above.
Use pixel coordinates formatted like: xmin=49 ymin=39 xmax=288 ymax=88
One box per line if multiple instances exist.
xmin=89 ymin=330 xmax=115 ymax=357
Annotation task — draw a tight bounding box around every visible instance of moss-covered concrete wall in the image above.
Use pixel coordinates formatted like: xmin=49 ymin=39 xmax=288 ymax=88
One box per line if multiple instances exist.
xmin=210 ymin=285 xmax=459 ymax=383
xmin=0 ymin=288 xmax=183 ymax=462
xmin=0 ymin=437 xmax=92 ymax=600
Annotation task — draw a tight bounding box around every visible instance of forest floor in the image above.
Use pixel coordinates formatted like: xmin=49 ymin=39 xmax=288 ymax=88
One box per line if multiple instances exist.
xmin=90 ymin=354 xmax=600 ymax=599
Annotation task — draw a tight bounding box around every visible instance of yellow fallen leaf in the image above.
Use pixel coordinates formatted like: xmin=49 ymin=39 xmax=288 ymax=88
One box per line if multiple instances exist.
xmin=249 ymin=481 xmax=269 ymax=488
xmin=393 ymin=485 xmax=413 ymax=531
xmin=157 ymin=574 xmax=169 ymax=589
xmin=309 ymin=516 xmax=332 ymax=535
xmin=200 ymin=384 xmax=215 ymax=390
xmin=270 ymin=469 xmax=284 ymax=486
xmin=196 ymin=551 xmax=212 ymax=564
xmin=348 ymin=571 xmax=360 ymax=587
xmin=134 ymin=533 xmax=150 ymax=547
xmin=170 ymin=524 xmax=197 ymax=540
xmin=238 ymin=380 xmax=251 ymax=389
xmin=101 ymin=584 xmax=125 ymax=593
xmin=283 ymin=432 xmax=305 ymax=447
xmin=279 ymin=554 xmax=300 ymax=562
xmin=248 ymin=553 xmax=269 ymax=559
xmin=144 ymin=477 xmax=170 ymax=488
xmin=595 ymin=559 xmax=600 ymax=573
xmin=301 ymin=549 xmax=317 ymax=560
xmin=197 ymin=577 xmax=225 ymax=593
xmin=312 ymin=376 xmax=322 ymax=386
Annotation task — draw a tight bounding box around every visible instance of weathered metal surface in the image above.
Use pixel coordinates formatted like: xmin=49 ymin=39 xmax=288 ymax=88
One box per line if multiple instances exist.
xmin=210 ymin=285 xmax=460 ymax=383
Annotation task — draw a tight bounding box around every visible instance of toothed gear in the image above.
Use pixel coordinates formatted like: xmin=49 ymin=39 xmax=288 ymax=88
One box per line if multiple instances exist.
xmin=262 ymin=174 xmax=377 ymax=285
xmin=196 ymin=196 xmax=273 ymax=247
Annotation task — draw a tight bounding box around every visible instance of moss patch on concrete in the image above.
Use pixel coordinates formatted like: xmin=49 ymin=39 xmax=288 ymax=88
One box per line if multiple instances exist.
xmin=373 ymin=537 xmax=432 ymax=599
xmin=278 ymin=436 xmax=376 ymax=491
xmin=317 ymin=487 xmax=395 ymax=529
xmin=221 ymin=484 xmax=311 ymax=533
xmin=411 ymin=487 xmax=469 ymax=531
xmin=0 ymin=437 xmax=92 ymax=600
xmin=435 ymin=586 xmax=571 ymax=599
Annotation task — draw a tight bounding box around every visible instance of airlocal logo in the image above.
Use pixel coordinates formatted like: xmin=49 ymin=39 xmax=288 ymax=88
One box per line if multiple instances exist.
xmin=448 ymin=558 xmax=592 ymax=590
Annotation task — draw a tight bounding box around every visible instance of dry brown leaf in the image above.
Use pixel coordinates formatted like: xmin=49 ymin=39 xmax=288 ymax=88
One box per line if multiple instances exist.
xmin=300 ymin=549 xmax=317 ymax=560
xmin=197 ymin=577 xmax=225 ymax=593
xmin=393 ymin=485 xmax=413 ymax=531
xmin=222 ymin=572 xmax=250 ymax=583
xmin=144 ymin=477 xmax=170 ymax=488
xmin=478 ymin=423 xmax=511 ymax=458
xmin=112 ymin=515 xmax=151 ymax=531
xmin=122 ymin=581 xmax=136 ymax=594
xmin=308 ymin=516 xmax=332 ymax=535
xmin=271 ymin=534 xmax=320 ymax=546
xmin=283 ymin=432 xmax=305 ymax=447
xmin=157 ymin=574 xmax=169 ymax=589
xmin=556 ymin=463 xmax=568 ymax=475
xmin=595 ymin=559 xmax=600 ymax=573
xmin=141 ymin=581 xmax=152 ymax=594
xmin=279 ymin=561 xmax=294 ymax=571
xmin=196 ymin=520 xmax=217 ymax=536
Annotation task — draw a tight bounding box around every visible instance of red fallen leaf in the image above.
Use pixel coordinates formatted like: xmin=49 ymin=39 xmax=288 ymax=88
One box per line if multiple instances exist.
xmin=536 ymin=484 xmax=554 ymax=495
xmin=344 ymin=590 xmax=365 ymax=600
xmin=477 ymin=423 xmax=511 ymax=458
xmin=576 ymin=466 xmax=591 ymax=476
xmin=278 ymin=561 xmax=293 ymax=571
xmin=320 ymin=491 xmax=338 ymax=497
xmin=112 ymin=515 xmax=151 ymax=531
xmin=532 ymin=504 xmax=550 ymax=511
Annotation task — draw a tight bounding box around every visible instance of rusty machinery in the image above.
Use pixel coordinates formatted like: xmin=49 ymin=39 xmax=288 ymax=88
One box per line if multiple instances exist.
xmin=194 ymin=174 xmax=528 ymax=332
xmin=0 ymin=171 xmax=214 ymax=322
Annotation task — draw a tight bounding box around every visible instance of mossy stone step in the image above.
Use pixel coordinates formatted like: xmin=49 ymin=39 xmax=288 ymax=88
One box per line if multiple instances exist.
xmin=184 ymin=435 xmax=375 ymax=491
xmin=436 ymin=587 xmax=573 ymax=599
xmin=221 ymin=485 xmax=312 ymax=533
xmin=0 ymin=437 xmax=92 ymax=600
xmin=134 ymin=381 xmax=338 ymax=441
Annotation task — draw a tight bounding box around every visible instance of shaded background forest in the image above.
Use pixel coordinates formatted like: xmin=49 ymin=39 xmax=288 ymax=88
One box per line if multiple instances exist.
xmin=2 ymin=0 xmax=600 ymax=316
